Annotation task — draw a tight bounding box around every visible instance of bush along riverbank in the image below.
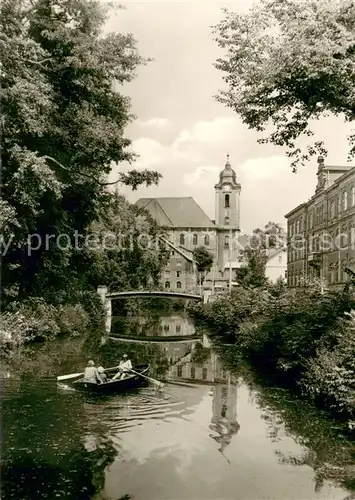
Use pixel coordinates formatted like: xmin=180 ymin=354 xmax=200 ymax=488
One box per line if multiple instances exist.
xmin=188 ymin=280 xmax=355 ymax=435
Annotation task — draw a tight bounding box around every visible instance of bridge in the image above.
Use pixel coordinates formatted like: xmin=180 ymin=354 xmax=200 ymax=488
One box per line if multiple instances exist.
xmin=97 ymin=286 xmax=203 ymax=334
xmin=105 ymin=290 xmax=202 ymax=301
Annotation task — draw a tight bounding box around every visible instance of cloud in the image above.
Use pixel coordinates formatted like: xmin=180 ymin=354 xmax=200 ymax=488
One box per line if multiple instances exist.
xmin=140 ymin=118 xmax=171 ymax=129
xmin=184 ymin=166 xmax=219 ymax=186
xmin=239 ymin=156 xmax=289 ymax=180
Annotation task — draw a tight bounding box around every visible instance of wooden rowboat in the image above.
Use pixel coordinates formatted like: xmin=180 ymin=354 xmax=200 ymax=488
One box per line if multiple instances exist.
xmin=72 ymin=364 xmax=149 ymax=394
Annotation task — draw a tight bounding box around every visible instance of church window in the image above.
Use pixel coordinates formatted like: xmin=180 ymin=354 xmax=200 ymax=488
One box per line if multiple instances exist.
xmin=193 ymin=233 xmax=198 ymax=245
xmin=204 ymin=234 xmax=209 ymax=245
xmin=224 ymin=235 xmax=229 ymax=247
xmin=224 ymin=216 xmax=229 ymax=225
xmin=177 ymin=281 xmax=182 ymax=289
xmin=180 ymin=233 xmax=185 ymax=245
xmin=225 ymin=194 xmax=230 ymax=208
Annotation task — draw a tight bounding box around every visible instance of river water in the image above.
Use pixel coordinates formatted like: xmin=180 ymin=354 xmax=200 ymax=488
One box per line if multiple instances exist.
xmin=2 ymin=308 xmax=355 ymax=500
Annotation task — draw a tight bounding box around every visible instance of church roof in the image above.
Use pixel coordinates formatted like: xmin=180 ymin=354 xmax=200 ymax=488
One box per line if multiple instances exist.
xmin=135 ymin=197 xmax=215 ymax=228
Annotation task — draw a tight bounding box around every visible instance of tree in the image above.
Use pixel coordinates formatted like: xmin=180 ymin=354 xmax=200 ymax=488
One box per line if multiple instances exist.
xmin=237 ymin=231 xmax=268 ymax=288
xmin=192 ymin=246 xmax=214 ymax=273
xmin=192 ymin=246 xmax=214 ymax=289
xmin=87 ymin=192 xmax=170 ymax=292
xmin=1 ymin=0 xmax=161 ymax=301
xmin=213 ymin=0 xmax=355 ymax=170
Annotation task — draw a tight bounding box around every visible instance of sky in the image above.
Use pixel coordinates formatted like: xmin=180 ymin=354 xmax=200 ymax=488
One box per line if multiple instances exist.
xmin=103 ymin=0 xmax=354 ymax=233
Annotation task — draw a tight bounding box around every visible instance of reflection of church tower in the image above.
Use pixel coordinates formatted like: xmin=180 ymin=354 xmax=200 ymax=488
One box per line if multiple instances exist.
xmin=209 ymin=378 xmax=240 ymax=459
xmin=215 ymin=154 xmax=241 ymax=273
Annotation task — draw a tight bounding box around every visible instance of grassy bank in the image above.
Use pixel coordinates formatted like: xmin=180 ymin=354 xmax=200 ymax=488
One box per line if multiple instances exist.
xmin=188 ymin=281 xmax=355 ymax=434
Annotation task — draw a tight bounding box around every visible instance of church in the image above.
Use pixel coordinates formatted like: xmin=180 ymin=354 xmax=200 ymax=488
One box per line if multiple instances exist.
xmin=135 ymin=155 xmax=242 ymax=292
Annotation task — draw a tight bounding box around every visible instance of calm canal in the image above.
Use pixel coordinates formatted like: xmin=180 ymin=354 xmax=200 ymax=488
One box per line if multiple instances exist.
xmin=2 ymin=308 xmax=355 ymax=500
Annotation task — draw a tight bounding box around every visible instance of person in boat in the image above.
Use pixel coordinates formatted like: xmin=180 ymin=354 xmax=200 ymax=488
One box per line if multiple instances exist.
xmin=97 ymin=366 xmax=108 ymax=383
xmin=112 ymin=354 xmax=132 ymax=380
xmin=83 ymin=360 xmax=102 ymax=384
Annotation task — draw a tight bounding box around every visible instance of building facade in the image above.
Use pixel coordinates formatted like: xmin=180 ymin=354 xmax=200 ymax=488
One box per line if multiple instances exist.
xmin=265 ymin=247 xmax=287 ymax=283
xmin=135 ymin=155 xmax=242 ymax=292
xmin=285 ymin=156 xmax=355 ymax=289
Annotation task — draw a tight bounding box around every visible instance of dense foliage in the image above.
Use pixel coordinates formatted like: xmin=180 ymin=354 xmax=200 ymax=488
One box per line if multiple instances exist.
xmin=189 ymin=280 xmax=355 ymax=430
xmin=0 ymin=0 xmax=167 ymax=352
xmin=213 ymin=0 xmax=355 ymax=170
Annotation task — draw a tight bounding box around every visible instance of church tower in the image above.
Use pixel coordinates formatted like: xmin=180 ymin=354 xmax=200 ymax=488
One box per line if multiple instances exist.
xmin=215 ymin=154 xmax=241 ymax=273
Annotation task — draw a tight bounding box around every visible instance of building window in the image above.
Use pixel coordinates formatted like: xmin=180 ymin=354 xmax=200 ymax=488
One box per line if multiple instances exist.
xmin=225 ymin=194 xmax=230 ymax=208
xmin=171 ymin=250 xmax=175 ymax=256
xmin=202 ymin=368 xmax=207 ymax=380
xmin=176 ymin=271 xmax=180 ymax=277
xmin=177 ymin=365 xmax=182 ymax=377
xmin=338 ymin=195 xmax=341 ymax=214
xmin=177 ymin=281 xmax=182 ymax=289
xmin=180 ymin=233 xmax=185 ymax=245
xmin=190 ymin=367 xmax=195 ymax=379
xmin=352 ymin=186 xmax=355 ymax=207
xmin=278 ymin=255 xmax=282 ymax=263
xmin=330 ymin=201 xmax=335 ymax=219
xmin=204 ymin=234 xmax=209 ymax=246
xmin=343 ymin=191 xmax=348 ymax=211
xmin=193 ymin=233 xmax=198 ymax=245
xmin=224 ymin=235 xmax=229 ymax=247
xmin=224 ymin=216 xmax=229 ymax=225
xmin=164 ymin=281 xmax=170 ymax=289
xmin=165 ymin=270 xmax=170 ymax=276
xmin=176 ymin=258 xmax=182 ymax=267
xmin=164 ymin=324 xmax=169 ymax=331
xmin=176 ymin=325 xmax=181 ymax=333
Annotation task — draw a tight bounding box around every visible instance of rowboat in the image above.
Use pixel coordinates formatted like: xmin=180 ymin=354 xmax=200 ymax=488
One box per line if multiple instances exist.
xmin=72 ymin=364 xmax=150 ymax=394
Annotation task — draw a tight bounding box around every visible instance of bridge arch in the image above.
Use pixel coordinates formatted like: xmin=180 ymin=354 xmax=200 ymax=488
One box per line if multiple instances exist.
xmin=97 ymin=287 xmax=203 ymax=334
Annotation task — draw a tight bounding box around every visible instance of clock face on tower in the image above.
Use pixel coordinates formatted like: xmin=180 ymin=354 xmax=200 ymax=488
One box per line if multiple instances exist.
xmin=223 ymin=184 xmax=231 ymax=192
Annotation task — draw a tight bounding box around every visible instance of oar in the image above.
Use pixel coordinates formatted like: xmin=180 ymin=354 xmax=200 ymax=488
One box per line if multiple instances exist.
xmin=129 ymin=369 xmax=164 ymax=389
xmin=57 ymin=365 xmax=120 ymax=382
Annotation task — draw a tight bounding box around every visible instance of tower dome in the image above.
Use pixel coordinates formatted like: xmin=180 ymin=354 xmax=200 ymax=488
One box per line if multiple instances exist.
xmin=216 ymin=154 xmax=239 ymax=187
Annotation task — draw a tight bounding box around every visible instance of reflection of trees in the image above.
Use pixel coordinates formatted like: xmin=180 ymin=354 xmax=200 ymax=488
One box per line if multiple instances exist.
xmin=245 ymin=381 xmax=355 ymax=493
xmin=2 ymin=381 xmax=118 ymax=499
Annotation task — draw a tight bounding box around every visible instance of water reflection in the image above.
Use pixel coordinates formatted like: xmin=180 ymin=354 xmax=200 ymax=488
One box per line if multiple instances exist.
xmin=2 ymin=309 xmax=355 ymax=500
xmin=209 ymin=382 xmax=240 ymax=461
xmin=112 ymin=311 xmax=197 ymax=339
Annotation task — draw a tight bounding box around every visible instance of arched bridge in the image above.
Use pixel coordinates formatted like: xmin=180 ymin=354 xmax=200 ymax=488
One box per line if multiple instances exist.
xmin=105 ymin=290 xmax=202 ymax=301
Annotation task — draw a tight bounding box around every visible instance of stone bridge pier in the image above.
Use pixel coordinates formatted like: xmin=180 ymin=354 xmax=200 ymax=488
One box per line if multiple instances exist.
xmin=97 ymin=286 xmax=112 ymax=334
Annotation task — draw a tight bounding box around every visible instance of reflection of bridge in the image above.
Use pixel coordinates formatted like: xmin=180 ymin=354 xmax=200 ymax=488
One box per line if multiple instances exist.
xmin=109 ymin=335 xmax=201 ymax=344
xmin=105 ymin=291 xmax=202 ymax=300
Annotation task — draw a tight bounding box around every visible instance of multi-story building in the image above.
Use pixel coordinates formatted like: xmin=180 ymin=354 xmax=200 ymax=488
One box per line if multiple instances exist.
xmin=135 ymin=155 xmax=242 ymax=292
xmin=285 ymin=156 xmax=355 ymax=289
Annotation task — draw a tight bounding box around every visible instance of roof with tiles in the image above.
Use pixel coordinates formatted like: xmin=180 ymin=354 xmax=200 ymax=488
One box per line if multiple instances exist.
xmin=135 ymin=197 xmax=215 ymax=228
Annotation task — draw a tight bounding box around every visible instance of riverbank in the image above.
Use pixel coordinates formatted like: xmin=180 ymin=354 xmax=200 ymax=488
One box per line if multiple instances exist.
xmin=0 ymin=292 xmax=106 ymax=360
xmin=188 ymin=281 xmax=355 ymax=436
